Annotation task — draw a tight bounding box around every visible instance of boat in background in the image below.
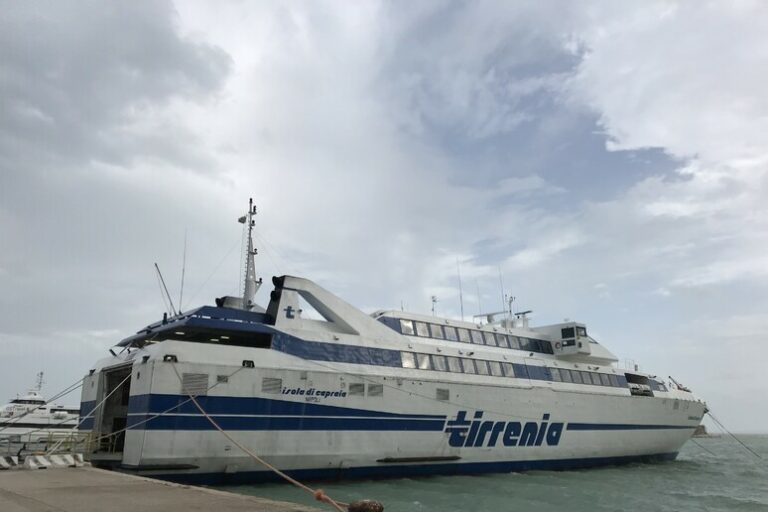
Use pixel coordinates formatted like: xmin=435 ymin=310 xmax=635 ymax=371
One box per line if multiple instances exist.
xmin=0 ymin=372 xmax=79 ymax=445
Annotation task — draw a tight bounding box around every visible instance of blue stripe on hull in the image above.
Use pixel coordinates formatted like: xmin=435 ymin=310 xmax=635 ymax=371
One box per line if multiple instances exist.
xmin=79 ymin=400 xmax=97 ymax=430
xmin=124 ymin=394 xmax=696 ymax=432
xmin=127 ymin=393 xmax=445 ymax=420
xmin=127 ymin=414 xmax=445 ymax=431
xmin=567 ymin=423 xmax=695 ymax=431
xmin=139 ymin=452 xmax=679 ymax=485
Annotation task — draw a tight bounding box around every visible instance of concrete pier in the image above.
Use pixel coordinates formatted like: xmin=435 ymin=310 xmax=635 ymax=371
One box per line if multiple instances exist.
xmin=0 ymin=466 xmax=320 ymax=512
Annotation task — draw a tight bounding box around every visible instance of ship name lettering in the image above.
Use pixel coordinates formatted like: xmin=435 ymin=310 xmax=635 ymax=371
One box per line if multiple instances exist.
xmin=444 ymin=411 xmax=564 ymax=448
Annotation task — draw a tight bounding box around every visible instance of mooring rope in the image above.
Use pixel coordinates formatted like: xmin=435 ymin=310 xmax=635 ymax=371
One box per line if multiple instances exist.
xmin=45 ymin=372 xmax=132 ymax=455
xmin=170 ymin=363 xmax=349 ymax=512
xmin=707 ymin=412 xmax=763 ymax=461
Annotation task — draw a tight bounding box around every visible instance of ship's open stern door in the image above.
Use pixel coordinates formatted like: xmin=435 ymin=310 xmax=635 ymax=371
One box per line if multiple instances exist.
xmin=93 ymin=364 xmax=132 ymax=458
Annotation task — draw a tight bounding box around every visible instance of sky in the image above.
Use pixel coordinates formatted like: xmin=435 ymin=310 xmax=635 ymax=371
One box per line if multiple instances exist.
xmin=1 ymin=1 xmax=766 ymax=434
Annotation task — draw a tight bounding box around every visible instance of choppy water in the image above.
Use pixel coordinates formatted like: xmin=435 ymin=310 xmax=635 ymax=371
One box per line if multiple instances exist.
xmin=223 ymin=436 xmax=768 ymax=511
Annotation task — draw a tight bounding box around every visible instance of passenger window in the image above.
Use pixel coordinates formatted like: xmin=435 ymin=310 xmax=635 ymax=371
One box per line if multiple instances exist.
xmin=475 ymin=360 xmax=490 ymax=375
xmin=590 ymin=373 xmax=602 ymax=386
xmin=518 ymin=338 xmax=531 ymax=351
xmin=529 ymin=339 xmax=542 ymax=353
xmin=571 ymin=370 xmax=583 ymax=384
xmin=462 ymin=359 xmax=477 ymax=374
xmin=609 ymin=374 xmax=620 ymax=387
xmin=599 ymin=374 xmax=611 ymax=386
xmin=550 ymin=368 xmax=562 ymax=382
xmin=430 ymin=324 xmax=445 ymax=339
xmin=508 ymin=336 xmax=521 ymax=349
xmin=417 ymin=353 xmax=432 ymax=370
xmin=482 ymin=332 xmax=495 ymax=346
xmin=457 ymin=328 xmax=471 ymax=343
xmin=470 ymin=330 xmax=484 ymax=344
xmin=431 ymin=355 xmax=448 ymax=371
xmin=501 ymin=362 xmax=515 ymax=377
xmin=446 ymin=356 xmax=462 ymax=372
xmin=488 ymin=361 xmax=503 ymax=377
xmin=415 ymin=322 xmax=429 ymax=337
xmin=444 ymin=326 xmax=458 ymax=341
xmin=580 ymin=371 xmax=592 ymax=384
xmin=401 ymin=352 xmax=416 ymax=368
xmin=495 ymin=334 xmax=509 ymax=348
xmin=399 ymin=319 xmax=415 ymax=335
xmin=560 ymin=369 xmax=573 ymax=383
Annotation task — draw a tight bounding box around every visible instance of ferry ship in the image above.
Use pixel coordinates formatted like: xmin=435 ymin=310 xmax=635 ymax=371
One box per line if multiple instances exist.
xmin=80 ymin=200 xmax=707 ymax=484
xmin=1 ymin=373 xmax=79 ymax=443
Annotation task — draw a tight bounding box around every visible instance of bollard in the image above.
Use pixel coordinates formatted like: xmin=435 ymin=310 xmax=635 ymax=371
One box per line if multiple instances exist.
xmin=347 ymin=500 xmax=384 ymax=512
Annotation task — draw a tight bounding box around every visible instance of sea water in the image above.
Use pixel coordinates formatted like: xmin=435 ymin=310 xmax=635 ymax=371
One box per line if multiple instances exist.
xmin=223 ymin=436 xmax=768 ymax=511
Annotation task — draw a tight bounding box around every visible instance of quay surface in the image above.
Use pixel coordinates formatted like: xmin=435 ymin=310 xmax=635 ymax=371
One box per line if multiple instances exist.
xmin=0 ymin=466 xmax=320 ymax=512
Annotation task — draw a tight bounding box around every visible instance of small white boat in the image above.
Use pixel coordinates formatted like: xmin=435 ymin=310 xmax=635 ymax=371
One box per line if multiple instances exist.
xmin=0 ymin=372 xmax=79 ymax=444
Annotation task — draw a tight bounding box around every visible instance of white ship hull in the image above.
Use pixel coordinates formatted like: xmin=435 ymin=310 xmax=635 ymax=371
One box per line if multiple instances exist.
xmin=81 ymin=341 xmax=704 ymax=484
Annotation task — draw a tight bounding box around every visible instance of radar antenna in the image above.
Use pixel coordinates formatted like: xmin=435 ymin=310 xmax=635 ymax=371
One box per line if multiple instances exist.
xmin=238 ymin=198 xmax=263 ymax=310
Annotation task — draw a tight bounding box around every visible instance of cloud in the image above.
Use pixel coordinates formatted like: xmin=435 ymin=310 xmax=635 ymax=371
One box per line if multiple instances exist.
xmin=0 ymin=1 xmax=765 ymax=432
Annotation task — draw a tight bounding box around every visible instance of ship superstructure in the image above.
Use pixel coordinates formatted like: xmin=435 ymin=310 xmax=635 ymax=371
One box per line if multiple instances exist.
xmin=78 ymin=201 xmax=706 ymax=484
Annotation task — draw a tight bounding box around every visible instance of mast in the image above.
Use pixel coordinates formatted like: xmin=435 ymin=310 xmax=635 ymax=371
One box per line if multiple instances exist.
xmin=238 ymin=198 xmax=262 ymax=310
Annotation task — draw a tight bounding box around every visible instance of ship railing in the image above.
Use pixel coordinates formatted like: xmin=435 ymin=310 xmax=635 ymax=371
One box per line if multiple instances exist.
xmin=0 ymin=431 xmax=95 ymax=460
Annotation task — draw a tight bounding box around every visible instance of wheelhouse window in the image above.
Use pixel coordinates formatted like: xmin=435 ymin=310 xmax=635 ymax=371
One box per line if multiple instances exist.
xmin=457 ymin=328 xmax=471 ymax=343
xmin=415 ymin=322 xmax=429 ymax=337
xmin=399 ymin=319 xmax=415 ymax=335
xmin=444 ymin=326 xmax=458 ymax=341
xmin=495 ymin=334 xmax=510 ymax=348
xmin=577 ymin=327 xmax=587 ymax=337
xmin=482 ymin=332 xmax=496 ymax=346
xmin=561 ymin=327 xmax=575 ymax=339
xmin=470 ymin=330 xmax=484 ymax=344
xmin=446 ymin=356 xmax=462 ymax=373
xmin=401 ymin=352 xmax=416 ymax=368
xmin=508 ymin=336 xmax=521 ymax=350
xmin=417 ymin=353 xmax=432 ymax=370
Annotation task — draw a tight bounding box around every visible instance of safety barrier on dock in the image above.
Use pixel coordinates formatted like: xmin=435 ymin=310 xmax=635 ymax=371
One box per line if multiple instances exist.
xmin=0 ymin=453 xmax=84 ymax=470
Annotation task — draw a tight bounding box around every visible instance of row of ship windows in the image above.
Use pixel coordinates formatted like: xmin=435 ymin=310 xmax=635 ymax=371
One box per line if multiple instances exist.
xmin=397 ymin=319 xmax=554 ymax=355
xmin=400 ymin=351 xmax=625 ymax=388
